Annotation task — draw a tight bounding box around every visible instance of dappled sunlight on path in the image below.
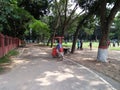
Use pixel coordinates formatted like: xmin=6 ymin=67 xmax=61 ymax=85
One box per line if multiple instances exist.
xmin=0 ymin=44 xmax=117 ymax=90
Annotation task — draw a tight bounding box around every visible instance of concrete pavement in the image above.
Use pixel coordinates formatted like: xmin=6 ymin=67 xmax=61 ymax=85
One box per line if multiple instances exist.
xmin=0 ymin=45 xmax=117 ymax=90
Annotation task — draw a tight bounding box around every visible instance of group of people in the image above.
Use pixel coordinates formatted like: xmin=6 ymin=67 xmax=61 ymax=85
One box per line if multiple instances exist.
xmin=77 ymin=39 xmax=92 ymax=50
xmin=108 ymin=40 xmax=119 ymax=47
xmin=77 ymin=39 xmax=83 ymax=50
xmin=55 ymin=39 xmax=120 ymax=56
xmin=77 ymin=39 xmax=119 ymax=51
xmin=55 ymin=39 xmax=92 ymax=59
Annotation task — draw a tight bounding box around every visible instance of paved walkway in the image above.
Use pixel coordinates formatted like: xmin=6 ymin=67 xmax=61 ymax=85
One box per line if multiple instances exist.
xmin=0 ymin=45 xmax=117 ymax=90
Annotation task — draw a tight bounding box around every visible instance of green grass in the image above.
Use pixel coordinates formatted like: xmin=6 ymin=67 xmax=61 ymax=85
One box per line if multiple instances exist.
xmin=0 ymin=50 xmax=19 ymax=72
xmin=0 ymin=50 xmax=18 ymax=64
xmin=0 ymin=55 xmax=11 ymax=64
xmin=7 ymin=50 xmax=19 ymax=57
xmin=109 ymin=47 xmax=120 ymax=51
xmin=62 ymin=42 xmax=120 ymax=51
xmin=82 ymin=42 xmax=99 ymax=48
xmin=62 ymin=42 xmax=99 ymax=48
xmin=0 ymin=50 xmax=19 ymax=64
xmin=62 ymin=42 xmax=72 ymax=47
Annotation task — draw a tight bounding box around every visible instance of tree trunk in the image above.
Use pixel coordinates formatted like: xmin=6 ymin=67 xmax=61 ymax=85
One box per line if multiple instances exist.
xmin=50 ymin=36 xmax=54 ymax=48
xmin=97 ymin=33 xmax=109 ymax=62
xmin=97 ymin=0 xmax=108 ymax=62
xmin=50 ymin=28 xmax=57 ymax=47
xmin=97 ymin=21 xmax=109 ymax=62
xmin=71 ymin=31 xmax=78 ymax=53
xmin=71 ymin=14 xmax=92 ymax=53
xmin=97 ymin=0 xmax=120 ymax=62
xmin=47 ymin=36 xmax=51 ymax=46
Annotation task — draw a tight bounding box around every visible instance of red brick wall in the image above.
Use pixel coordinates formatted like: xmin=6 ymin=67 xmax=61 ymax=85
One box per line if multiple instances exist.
xmin=0 ymin=33 xmax=21 ymax=58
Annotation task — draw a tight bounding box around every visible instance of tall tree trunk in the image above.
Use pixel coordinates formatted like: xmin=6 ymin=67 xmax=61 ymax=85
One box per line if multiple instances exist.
xmin=47 ymin=36 xmax=51 ymax=46
xmin=71 ymin=14 xmax=92 ymax=53
xmin=97 ymin=0 xmax=120 ymax=62
xmin=97 ymin=0 xmax=108 ymax=62
xmin=97 ymin=26 xmax=109 ymax=62
xmin=50 ymin=30 xmax=56 ymax=47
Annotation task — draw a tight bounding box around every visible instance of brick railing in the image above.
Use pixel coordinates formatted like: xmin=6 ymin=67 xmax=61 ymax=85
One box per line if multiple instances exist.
xmin=0 ymin=33 xmax=21 ymax=58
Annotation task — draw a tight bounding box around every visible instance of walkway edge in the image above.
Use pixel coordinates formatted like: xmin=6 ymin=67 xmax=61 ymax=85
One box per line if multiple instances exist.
xmin=64 ymin=57 xmax=117 ymax=90
xmin=18 ymin=48 xmax=25 ymax=57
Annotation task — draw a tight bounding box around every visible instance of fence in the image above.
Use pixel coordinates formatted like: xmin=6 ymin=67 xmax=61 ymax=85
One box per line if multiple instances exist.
xmin=0 ymin=33 xmax=21 ymax=58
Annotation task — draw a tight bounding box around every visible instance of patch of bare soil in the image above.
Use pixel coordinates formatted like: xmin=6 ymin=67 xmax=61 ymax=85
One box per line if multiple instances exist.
xmin=65 ymin=49 xmax=120 ymax=82
xmin=40 ymin=46 xmax=120 ymax=82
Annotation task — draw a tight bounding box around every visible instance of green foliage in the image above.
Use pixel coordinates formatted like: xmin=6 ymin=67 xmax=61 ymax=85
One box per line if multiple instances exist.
xmin=78 ymin=0 xmax=100 ymax=14
xmin=0 ymin=50 xmax=18 ymax=64
xmin=0 ymin=56 xmax=11 ymax=64
xmin=18 ymin=0 xmax=48 ymax=19
xmin=29 ymin=20 xmax=50 ymax=39
xmin=114 ymin=12 xmax=120 ymax=40
xmin=7 ymin=7 xmax=34 ymax=38
xmin=0 ymin=24 xmax=3 ymax=32
xmin=7 ymin=50 xmax=19 ymax=57
xmin=0 ymin=0 xmax=35 ymax=39
xmin=110 ymin=12 xmax=120 ymax=40
xmin=0 ymin=0 xmax=50 ymax=41
xmin=0 ymin=49 xmax=18 ymax=73
xmin=83 ymin=17 xmax=95 ymax=35
xmin=49 ymin=0 xmax=82 ymax=37
xmin=0 ymin=0 xmax=14 ymax=30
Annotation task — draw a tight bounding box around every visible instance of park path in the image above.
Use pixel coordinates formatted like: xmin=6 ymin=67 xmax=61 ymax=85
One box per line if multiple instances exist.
xmin=0 ymin=44 xmax=116 ymax=90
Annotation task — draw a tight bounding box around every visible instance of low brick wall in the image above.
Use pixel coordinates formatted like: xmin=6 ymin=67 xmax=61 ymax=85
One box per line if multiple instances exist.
xmin=0 ymin=33 xmax=21 ymax=58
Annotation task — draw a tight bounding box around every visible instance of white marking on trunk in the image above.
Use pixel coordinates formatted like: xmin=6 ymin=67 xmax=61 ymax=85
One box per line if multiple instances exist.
xmin=97 ymin=48 xmax=108 ymax=62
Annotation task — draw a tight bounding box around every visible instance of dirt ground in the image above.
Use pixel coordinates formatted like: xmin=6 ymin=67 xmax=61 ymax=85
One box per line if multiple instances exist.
xmin=40 ymin=46 xmax=120 ymax=83
xmin=65 ymin=48 xmax=120 ymax=83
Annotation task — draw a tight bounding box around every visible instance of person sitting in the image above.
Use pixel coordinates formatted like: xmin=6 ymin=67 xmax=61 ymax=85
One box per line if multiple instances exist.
xmin=56 ymin=40 xmax=64 ymax=59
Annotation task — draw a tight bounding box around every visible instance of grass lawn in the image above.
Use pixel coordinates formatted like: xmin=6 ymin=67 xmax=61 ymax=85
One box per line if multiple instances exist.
xmin=62 ymin=42 xmax=120 ymax=51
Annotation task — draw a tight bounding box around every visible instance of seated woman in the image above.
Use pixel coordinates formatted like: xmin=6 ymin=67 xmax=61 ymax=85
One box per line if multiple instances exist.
xmin=56 ymin=40 xmax=64 ymax=58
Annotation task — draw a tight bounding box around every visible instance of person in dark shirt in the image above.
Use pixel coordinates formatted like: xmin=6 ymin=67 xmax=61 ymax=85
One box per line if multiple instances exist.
xmin=89 ymin=41 xmax=92 ymax=50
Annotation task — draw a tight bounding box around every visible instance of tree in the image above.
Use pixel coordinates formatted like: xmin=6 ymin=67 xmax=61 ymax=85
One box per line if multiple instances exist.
xmin=0 ymin=0 xmax=33 ymax=39
xmin=71 ymin=0 xmax=120 ymax=62
xmin=0 ymin=0 xmax=14 ymax=33
xmin=7 ymin=7 xmax=34 ymax=39
xmin=71 ymin=0 xmax=99 ymax=53
xmin=48 ymin=0 xmax=82 ymax=47
xmin=81 ymin=17 xmax=95 ymax=40
xmin=18 ymin=0 xmax=49 ymax=19
xmin=28 ymin=20 xmax=50 ymax=42
xmin=114 ymin=12 xmax=120 ymax=40
xmin=97 ymin=0 xmax=120 ymax=62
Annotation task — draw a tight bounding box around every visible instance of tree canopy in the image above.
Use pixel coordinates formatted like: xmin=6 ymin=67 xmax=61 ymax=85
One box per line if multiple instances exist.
xmin=18 ymin=0 xmax=49 ymax=19
xmin=113 ymin=12 xmax=120 ymax=40
xmin=0 ymin=0 xmax=120 ymax=48
xmin=0 ymin=0 xmax=50 ymax=40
